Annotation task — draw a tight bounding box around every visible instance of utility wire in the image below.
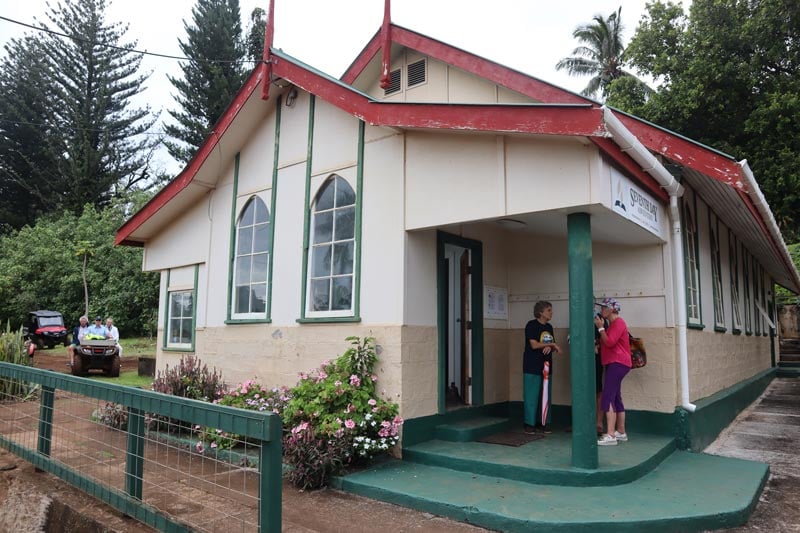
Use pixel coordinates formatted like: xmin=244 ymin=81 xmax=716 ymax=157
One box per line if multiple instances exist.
xmin=0 ymin=14 xmax=263 ymax=64
xmin=0 ymin=117 xmax=210 ymax=137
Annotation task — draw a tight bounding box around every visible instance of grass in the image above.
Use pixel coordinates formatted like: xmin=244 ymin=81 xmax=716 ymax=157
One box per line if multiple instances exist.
xmin=120 ymin=337 xmax=157 ymax=358
xmin=90 ymin=370 xmax=153 ymax=389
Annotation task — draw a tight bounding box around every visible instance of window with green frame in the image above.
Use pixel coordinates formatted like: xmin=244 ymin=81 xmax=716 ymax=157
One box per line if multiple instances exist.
xmin=167 ymin=290 xmax=193 ymax=349
xmin=753 ymin=256 xmax=761 ymax=336
xmin=742 ymin=245 xmax=752 ymax=334
xmin=710 ymin=221 xmax=725 ymax=330
xmin=683 ymin=200 xmax=702 ymax=325
xmin=232 ymin=195 xmax=271 ymax=319
xmin=306 ymin=175 xmax=357 ymax=316
xmin=729 ymin=234 xmax=742 ymax=333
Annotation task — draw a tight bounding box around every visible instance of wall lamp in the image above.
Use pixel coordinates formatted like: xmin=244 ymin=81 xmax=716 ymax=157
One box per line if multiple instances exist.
xmin=286 ymin=86 xmax=298 ymax=107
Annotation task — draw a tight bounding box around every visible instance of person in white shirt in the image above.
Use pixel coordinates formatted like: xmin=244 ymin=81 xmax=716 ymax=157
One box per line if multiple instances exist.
xmin=67 ymin=315 xmax=90 ymax=366
xmin=106 ymin=317 xmax=122 ymax=358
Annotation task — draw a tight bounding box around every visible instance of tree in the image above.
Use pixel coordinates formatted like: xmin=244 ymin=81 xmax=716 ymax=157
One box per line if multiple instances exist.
xmin=616 ymin=0 xmax=800 ymax=240
xmin=165 ymin=0 xmax=247 ymax=164
xmin=245 ymin=7 xmax=267 ymax=64
xmin=556 ymin=7 xmax=651 ymax=100
xmin=0 ymin=0 xmax=159 ymax=230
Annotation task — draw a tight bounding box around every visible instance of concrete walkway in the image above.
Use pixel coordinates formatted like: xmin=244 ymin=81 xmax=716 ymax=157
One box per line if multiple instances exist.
xmin=705 ymin=376 xmax=800 ymax=532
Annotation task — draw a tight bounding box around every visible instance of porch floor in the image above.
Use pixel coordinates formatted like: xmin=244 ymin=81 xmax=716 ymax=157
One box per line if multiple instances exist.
xmin=333 ymin=429 xmax=768 ymax=532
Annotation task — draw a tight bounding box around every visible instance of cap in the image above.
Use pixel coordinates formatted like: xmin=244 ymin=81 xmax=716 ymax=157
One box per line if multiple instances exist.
xmin=598 ymin=297 xmax=621 ymax=312
xmin=94 ymin=316 xmax=102 ymax=321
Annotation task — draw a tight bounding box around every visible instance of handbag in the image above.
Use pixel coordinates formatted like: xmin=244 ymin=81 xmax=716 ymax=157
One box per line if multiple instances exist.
xmin=628 ymin=333 xmax=647 ymax=369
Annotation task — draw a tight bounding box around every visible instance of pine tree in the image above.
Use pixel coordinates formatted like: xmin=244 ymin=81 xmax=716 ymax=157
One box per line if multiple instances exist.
xmin=165 ymin=0 xmax=246 ymax=164
xmin=245 ymin=7 xmax=267 ymax=64
xmin=0 ymin=0 xmax=157 ymax=228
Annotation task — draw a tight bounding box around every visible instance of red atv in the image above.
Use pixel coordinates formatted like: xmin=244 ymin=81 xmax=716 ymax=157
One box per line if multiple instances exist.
xmin=22 ymin=310 xmax=70 ymax=353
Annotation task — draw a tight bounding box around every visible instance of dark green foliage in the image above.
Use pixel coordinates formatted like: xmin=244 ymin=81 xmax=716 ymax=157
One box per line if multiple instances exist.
xmin=151 ymin=355 xmax=225 ymax=402
xmin=0 ymin=204 xmax=159 ymax=336
xmin=283 ymin=427 xmax=351 ymax=490
xmin=0 ymin=323 xmax=37 ymax=400
xmin=615 ymin=0 xmax=800 ymax=240
xmin=165 ymin=0 xmax=247 ymax=163
xmin=0 ymin=0 xmax=158 ymax=230
xmin=556 ymin=7 xmax=652 ymax=100
xmin=245 ymin=7 xmax=267 ymax=64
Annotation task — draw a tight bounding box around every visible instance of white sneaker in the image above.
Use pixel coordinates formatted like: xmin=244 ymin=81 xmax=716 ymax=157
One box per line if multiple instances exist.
xmin=597 ymin=434 xmax=617 ymax=446
xmin=614 ymin=431 xmax=628 ymax=442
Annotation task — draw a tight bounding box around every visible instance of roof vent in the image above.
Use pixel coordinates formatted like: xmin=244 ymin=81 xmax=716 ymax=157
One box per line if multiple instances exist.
xmin=384 ymin=68 xmax=401 ymax=95
xmin=407 ymin=59 xmax=427 ymax=87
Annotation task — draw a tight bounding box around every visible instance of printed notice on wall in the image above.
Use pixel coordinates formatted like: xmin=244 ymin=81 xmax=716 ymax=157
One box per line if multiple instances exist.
xmin=611 ymin=169 xmax=667 ymax=240
xmin=484 ymin=286 xmax=508 ymax=320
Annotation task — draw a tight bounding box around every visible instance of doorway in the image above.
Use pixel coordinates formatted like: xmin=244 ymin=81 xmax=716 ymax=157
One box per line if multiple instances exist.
xmin=437 ymin=231 xmax=484 ymax=414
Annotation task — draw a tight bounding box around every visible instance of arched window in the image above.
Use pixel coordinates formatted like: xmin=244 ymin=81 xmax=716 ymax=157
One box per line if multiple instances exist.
xmin=234 ymin=196 xmax=270 ymax=317
xmin=307 ymin=175 xmax=356 ymax=314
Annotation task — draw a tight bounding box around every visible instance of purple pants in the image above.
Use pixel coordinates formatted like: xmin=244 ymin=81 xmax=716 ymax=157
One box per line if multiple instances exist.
xmin=601 ymin=362 xmax=630 ymax=412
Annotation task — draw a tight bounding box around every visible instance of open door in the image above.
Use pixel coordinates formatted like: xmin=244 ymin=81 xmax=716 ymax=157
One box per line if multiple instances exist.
xmin=438 ymin=232 xmax=483 ymax=414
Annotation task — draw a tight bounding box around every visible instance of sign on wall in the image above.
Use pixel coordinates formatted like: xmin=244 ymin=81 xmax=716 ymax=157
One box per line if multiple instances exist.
xmin=611 ymin=169 xmax=666 ymax=240
xmin=484 ymin=285 xmax=508 ymax=320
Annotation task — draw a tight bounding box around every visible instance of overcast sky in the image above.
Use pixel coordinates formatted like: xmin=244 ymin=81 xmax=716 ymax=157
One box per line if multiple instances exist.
xmin=0 ymin=0 xmax=690 ymax=174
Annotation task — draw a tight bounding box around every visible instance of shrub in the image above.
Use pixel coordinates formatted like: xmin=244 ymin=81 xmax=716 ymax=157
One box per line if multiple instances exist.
xmin=93 ymin=402 xmax=128 ymax=430
xmin=283 ymin=423 xmax=352 ymax=490
xmin=0 ymin=323 xmax=38 ymax=400
xmin=152 ymin=355 xmax=225 ymax=402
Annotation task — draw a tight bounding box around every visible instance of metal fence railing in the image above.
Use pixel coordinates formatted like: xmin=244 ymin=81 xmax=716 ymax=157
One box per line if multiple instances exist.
xmin=0 ymin=362 xmax=281 ymax=532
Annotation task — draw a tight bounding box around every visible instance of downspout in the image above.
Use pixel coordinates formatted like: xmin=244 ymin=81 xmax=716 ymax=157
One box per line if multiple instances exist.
xmin=602 ymin=107 xmax=696 ymax=412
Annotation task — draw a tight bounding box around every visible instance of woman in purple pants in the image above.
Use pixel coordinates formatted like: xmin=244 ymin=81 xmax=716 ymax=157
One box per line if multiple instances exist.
xmin=593 ymin=297 xmax=632 ymax=446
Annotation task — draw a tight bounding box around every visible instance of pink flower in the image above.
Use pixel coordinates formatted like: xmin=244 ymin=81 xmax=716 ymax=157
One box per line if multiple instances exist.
xmin=195 ymin=441 xmax=204 ymax=453
xmin=381 ymin=421 xmax=391 ymax=428
xmin=299 ymin=372 xmax=308 ymax=380
xmin=347 ymin=404 xmax=356 ymax=413
xmin=291 ymin=422 xmax=309 ymax=435
xmin=349 ymin=375 xmax=361 ymax=387
xmin=368 ymin=399 xmax=377 ymax=406
xmin=371 ymin=375 xmax=378 ymax=382
xmin=319 ymin=371 xmax=328 ymax=380
xmin=334 ymin=380 xmax=342 ymax=387
xmin=254 ymin=394 xmax=260 ymax=399
xmin=372 ymin=407 xmax=378 ymax=413
xmin=345 ymin=419 xmax=356 ymax=429
xmin=210 ymin=442 xmax=218 ymax=449
xmin=378 ymin=428 xmax=390 ymax=437
xmin=393 ymin=415 xmax=404 ymax=426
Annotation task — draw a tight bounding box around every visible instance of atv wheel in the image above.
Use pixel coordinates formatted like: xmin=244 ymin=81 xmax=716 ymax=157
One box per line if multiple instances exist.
xmin=46 ymin=343 xmax=55 ymax=350
xmin=108 ymin=355 xmax=121 ymax=377
xmin=71 ymin=355 xmax=86 ymax=376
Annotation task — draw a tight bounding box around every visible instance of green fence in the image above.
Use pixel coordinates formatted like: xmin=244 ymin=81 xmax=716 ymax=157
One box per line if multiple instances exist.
xmin=0 ymin=362 xmax=281 ymax=532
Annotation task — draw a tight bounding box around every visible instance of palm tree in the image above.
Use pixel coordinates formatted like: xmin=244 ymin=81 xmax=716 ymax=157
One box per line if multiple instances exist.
xmin=556 ymin=7 xmax=650 ymax=100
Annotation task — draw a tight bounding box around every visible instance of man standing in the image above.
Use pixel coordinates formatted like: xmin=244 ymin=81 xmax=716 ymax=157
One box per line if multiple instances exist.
xmin=67 ymin=316 xmax=89 ymax=366
xmin=105 ymin=317 xmax=122 ymax=357
xmin=523 ymin=301 xmax=561 ymax=434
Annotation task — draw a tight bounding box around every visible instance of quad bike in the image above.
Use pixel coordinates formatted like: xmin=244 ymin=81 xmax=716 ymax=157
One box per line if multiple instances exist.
xmin=72 ymin=339 xmax=121 ymax=377
xmin=22 ymin=310 xmax=70 ymax=353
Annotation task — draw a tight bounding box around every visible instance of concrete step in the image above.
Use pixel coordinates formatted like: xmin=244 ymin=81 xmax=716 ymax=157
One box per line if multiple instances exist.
xmin=777 ymin=366 xmax=800 ymax=378
xmin=334 ymin=451 xmax=768 ymax=532
xmin=779 ymin=353 xmax=800 ymax=362
xmin=434 ymin=416 xmax=512 ymax=442
xmin=403 ymin=433 xmax=676 ymax=487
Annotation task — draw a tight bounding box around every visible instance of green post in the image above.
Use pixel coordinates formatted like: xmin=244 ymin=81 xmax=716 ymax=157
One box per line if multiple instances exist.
xmin=259 ymin=414 xmax=282 ymax=532
xmin=37 ymin=386 xmax=55 ymax=458
xmin=125 ymin=407 xmax=145 ymax=500
xmin=567 ymin=212 xmax=598 ymax=469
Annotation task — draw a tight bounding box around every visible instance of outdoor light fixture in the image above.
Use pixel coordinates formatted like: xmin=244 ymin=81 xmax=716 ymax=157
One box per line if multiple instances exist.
xmin=286 ymin=87 xmax=298 ymax=107
xmin=496 ymin=218 xmax=526 ymax=229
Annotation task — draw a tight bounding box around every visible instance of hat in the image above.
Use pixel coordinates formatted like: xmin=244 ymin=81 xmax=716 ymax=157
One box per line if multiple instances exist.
xmin=94 ymin=316 xmax=102 ymax=321
xmin=598 ymin=297 xmax=621 ymax=312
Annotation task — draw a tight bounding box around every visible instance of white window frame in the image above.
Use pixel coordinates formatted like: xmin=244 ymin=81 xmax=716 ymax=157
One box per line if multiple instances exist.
xmin=166 ymin=290 xmax=194 ymax=350
xmin=742 ymin=245 xmax=752 ymax=334
xmin=684 ymin=201 xmax=702 ymax=325
xmin=729 ymin=234 xmax=742 ymax=332
xmin=232 ymin=195 xmax=270 ymax=320
xmin=305 ymin=175 xmax=357 ymax=318
xmin=710 ymin=224 xmax=725 ymax=330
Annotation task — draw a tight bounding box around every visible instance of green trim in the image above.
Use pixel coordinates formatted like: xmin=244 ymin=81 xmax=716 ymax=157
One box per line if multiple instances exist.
xmin=769 ymin=279 xmax=776 ymax=367
xmin=752 ymin=256 xmax=760 ymax=336
xmin=162 ymin=270 xmax=170 ymax=350
xmin=742 ymin=244 xmax=752 ymax=335
xmin=709 ymin=214 xmax=725 ymax=329
xmin=266 ymin=97 xmax=282 ymax=321
xmin=353 ymin=120 xmax=365 ymax=319
xmin=163 ymin=265 xmax=198 ymax=352
xmin=674 ymin=368 xmax=774 ymax=451
xmin=296 ymin=317 xmax=362 ymax=324
xmin=714 ymin=326 xmax=727 ymax=333
xmin=226 ymin=153 xmax=241 ymax=322
xmin=225 ymin=319 xmax=272 ymax=325
xmin=729 ymin=233 xmax=743 ymax=333
xmin=299 ymin=95 xmax=315 ymax=319
xmin=37 ymin=386 xmax=54 ymax=456
xmin=681 ymin=195 xmax=703 ymax=327
xmin=732 ymin=328 xmax=742 ymax=335
xmin=687 ymin=323 xmax=706 ymax=330
xmin=436 ymin=231 xmax=484 ymax=414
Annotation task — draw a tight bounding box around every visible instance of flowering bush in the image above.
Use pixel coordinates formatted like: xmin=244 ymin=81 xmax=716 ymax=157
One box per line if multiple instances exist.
xmin=151 ymin=355 xmax=225 ymax=433
xmin=283 ymin=423 xmax=351 ymax=490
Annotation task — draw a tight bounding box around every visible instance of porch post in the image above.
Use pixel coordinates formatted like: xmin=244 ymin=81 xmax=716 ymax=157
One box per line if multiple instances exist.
xmin=567 ymin=212 xmax=598 ymax=469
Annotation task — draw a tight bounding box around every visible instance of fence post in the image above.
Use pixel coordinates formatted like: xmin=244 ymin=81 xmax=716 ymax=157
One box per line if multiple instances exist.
xmin=259 ymin=415 xmax=282 ymax=533
xmin=125 ymin=407 xmax=145 ymax=500
xmin=37 ymin=386 xmax=55 ymax=459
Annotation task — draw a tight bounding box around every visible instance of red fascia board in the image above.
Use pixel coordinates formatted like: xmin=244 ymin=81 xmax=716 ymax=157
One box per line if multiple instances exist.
xmin=617 ymin=114 xmax=745 ymax=191
xmin=115 ymin=68 xmax=264 ymax=246
xmin=390 ymin=26 xmax=588 ymax=105
xmin=591 ymin=138 xmax=669 ymax=203
xmin=273 ymin=58 xmax=603 ymax=136
xmin=341 ymin=30 xmax=381 ymax=84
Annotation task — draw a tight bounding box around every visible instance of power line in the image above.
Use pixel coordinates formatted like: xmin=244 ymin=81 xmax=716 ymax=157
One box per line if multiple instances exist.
xmin=0 ymin=14 xmax=263 ymax=64
xmin=0 ymin=117 xmax=202 ymax=137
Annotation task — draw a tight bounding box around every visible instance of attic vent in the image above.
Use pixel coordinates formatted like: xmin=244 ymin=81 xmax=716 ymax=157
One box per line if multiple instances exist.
xmin=407 ymin=59 xmax=427 ymax=87
xmin=384 ymin=68 xmax=401 ymax=95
